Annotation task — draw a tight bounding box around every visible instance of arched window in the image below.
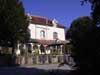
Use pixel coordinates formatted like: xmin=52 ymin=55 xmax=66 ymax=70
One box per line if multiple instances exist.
xmin=53 ymin=32 xmax=58 ymax=39
xmin=40 ymin=30 xmax=45 ymax=38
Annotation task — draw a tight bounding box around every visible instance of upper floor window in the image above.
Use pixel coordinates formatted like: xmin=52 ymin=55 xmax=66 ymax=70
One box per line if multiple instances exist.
xmin=53 ymin=32 xmax=58 ymax=39
xmin=40 ymin=30 xmax=45 ymax=38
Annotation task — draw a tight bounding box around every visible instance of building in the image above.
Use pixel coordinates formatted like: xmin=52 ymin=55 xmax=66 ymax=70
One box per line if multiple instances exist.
xmin=26 ymin=14 xmax=67 ymax=55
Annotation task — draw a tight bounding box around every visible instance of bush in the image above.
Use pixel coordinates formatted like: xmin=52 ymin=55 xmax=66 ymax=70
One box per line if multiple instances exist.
xmin=0 ymin=54 xmax=19 ymax=67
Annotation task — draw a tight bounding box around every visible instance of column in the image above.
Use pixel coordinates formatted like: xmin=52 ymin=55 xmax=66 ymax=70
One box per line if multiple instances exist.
xmin=16 ymin=43 xmax=21 ymax=56
xmin=15 ymin=42 xmax=21 ymax=64
xmin=56 ymin=45 xmax=58 ymax=54
xmin=38 ymin=44 xmax=41 ymax=54
xmin=37 ymin=44 xmax=40 ymax=64
xmin=60 ymin=45 xmax=63 ymax=55
xmin=23 ymin=44 xmax=26 ymax=50
xmin=32 ymin=44 xmax=35 ymax=53
xmin=30 ymin=43 xmax=33 ymax=53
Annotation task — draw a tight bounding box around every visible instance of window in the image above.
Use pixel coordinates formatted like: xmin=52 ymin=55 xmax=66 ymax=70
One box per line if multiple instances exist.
xmin=53 ymin=32 xmax=58 ymax=39
xmin=40 ymin=30 xmax=45 ymax=38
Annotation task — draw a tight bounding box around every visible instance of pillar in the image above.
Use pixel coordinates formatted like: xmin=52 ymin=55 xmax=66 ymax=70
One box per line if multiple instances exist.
xmin=38 ymin=44 xmax=41 ymax=54
xmin=15 ymin=43 xmax=21 ymax=56
xmin=30 ymin=43 xmax=33 ymax=51
xmin=60 ymin=45 xmax=63 ymax=55
xmin=55 ymin=45 xmax=58 ymax=54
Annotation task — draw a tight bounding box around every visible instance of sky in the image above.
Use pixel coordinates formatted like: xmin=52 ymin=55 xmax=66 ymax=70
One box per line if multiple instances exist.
xmin=22 ymin=0 xmax=91 ymax=28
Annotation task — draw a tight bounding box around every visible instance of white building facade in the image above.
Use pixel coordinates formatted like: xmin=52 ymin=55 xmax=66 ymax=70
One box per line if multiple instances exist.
xmin=26 ymin=15 xmax=67 ymax=55
xmin=28 ymin=23 xmax=65 ymax=41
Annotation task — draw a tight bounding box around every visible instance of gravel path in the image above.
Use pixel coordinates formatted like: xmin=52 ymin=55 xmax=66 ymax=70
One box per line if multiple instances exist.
xmin=21 ymin=64 xmax=73 ymax=70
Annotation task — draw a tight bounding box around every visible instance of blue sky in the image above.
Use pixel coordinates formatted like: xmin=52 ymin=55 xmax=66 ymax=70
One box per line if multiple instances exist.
xmin=22 ymin=0 xmax=91 ymax=28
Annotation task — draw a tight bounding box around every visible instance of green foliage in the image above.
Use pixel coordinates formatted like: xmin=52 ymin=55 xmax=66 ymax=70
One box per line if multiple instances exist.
xmin=82 ymin=0 xmax=100 ymax=25
xmin=79 ymin=1 xmax=100 ymax=74
xmin=0 ymin=0 xmax=29 ymax=48
xmin=66 ymin=16 xmax=95 ymax=74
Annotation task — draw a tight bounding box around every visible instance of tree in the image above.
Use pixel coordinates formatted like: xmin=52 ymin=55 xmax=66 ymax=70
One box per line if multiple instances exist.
xmin=66 ymin=16 xmax=95 ymax=74
xmin=81 ymin=0 xmax=100 ymax=25
xmin=76 ymin=1 xmax=100 ymax=74
xmin=0 ymin=0 xmax=29 ymax=53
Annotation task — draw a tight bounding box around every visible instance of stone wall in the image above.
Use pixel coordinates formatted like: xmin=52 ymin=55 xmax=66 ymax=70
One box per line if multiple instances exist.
xmin=15 ymin=54 xmax=75 ymax=66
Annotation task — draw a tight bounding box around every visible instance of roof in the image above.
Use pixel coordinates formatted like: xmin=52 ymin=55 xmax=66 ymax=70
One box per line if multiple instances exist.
xmin=30 ymin=39 xmax=67 ymax=45
xmin=29 ymin=15 xmax=66 ymax=28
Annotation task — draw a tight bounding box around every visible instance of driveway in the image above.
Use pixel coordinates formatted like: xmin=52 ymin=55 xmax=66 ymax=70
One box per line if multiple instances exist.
xmin=21 ymin=64 xmax=73 ymax=70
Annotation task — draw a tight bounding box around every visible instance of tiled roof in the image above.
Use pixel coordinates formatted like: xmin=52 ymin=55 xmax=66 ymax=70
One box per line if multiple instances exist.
xmin=30 ymin=39 xmax=67 ymax=45
xmin=29 ymin=15 xmax=66 ymax=28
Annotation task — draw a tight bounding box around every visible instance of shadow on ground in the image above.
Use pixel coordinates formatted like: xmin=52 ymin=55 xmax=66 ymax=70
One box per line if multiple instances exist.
xmin=0 ymin=54 xmax=77 ymax=75
xmin=0 ymin=66 xmax=77 ymax=75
